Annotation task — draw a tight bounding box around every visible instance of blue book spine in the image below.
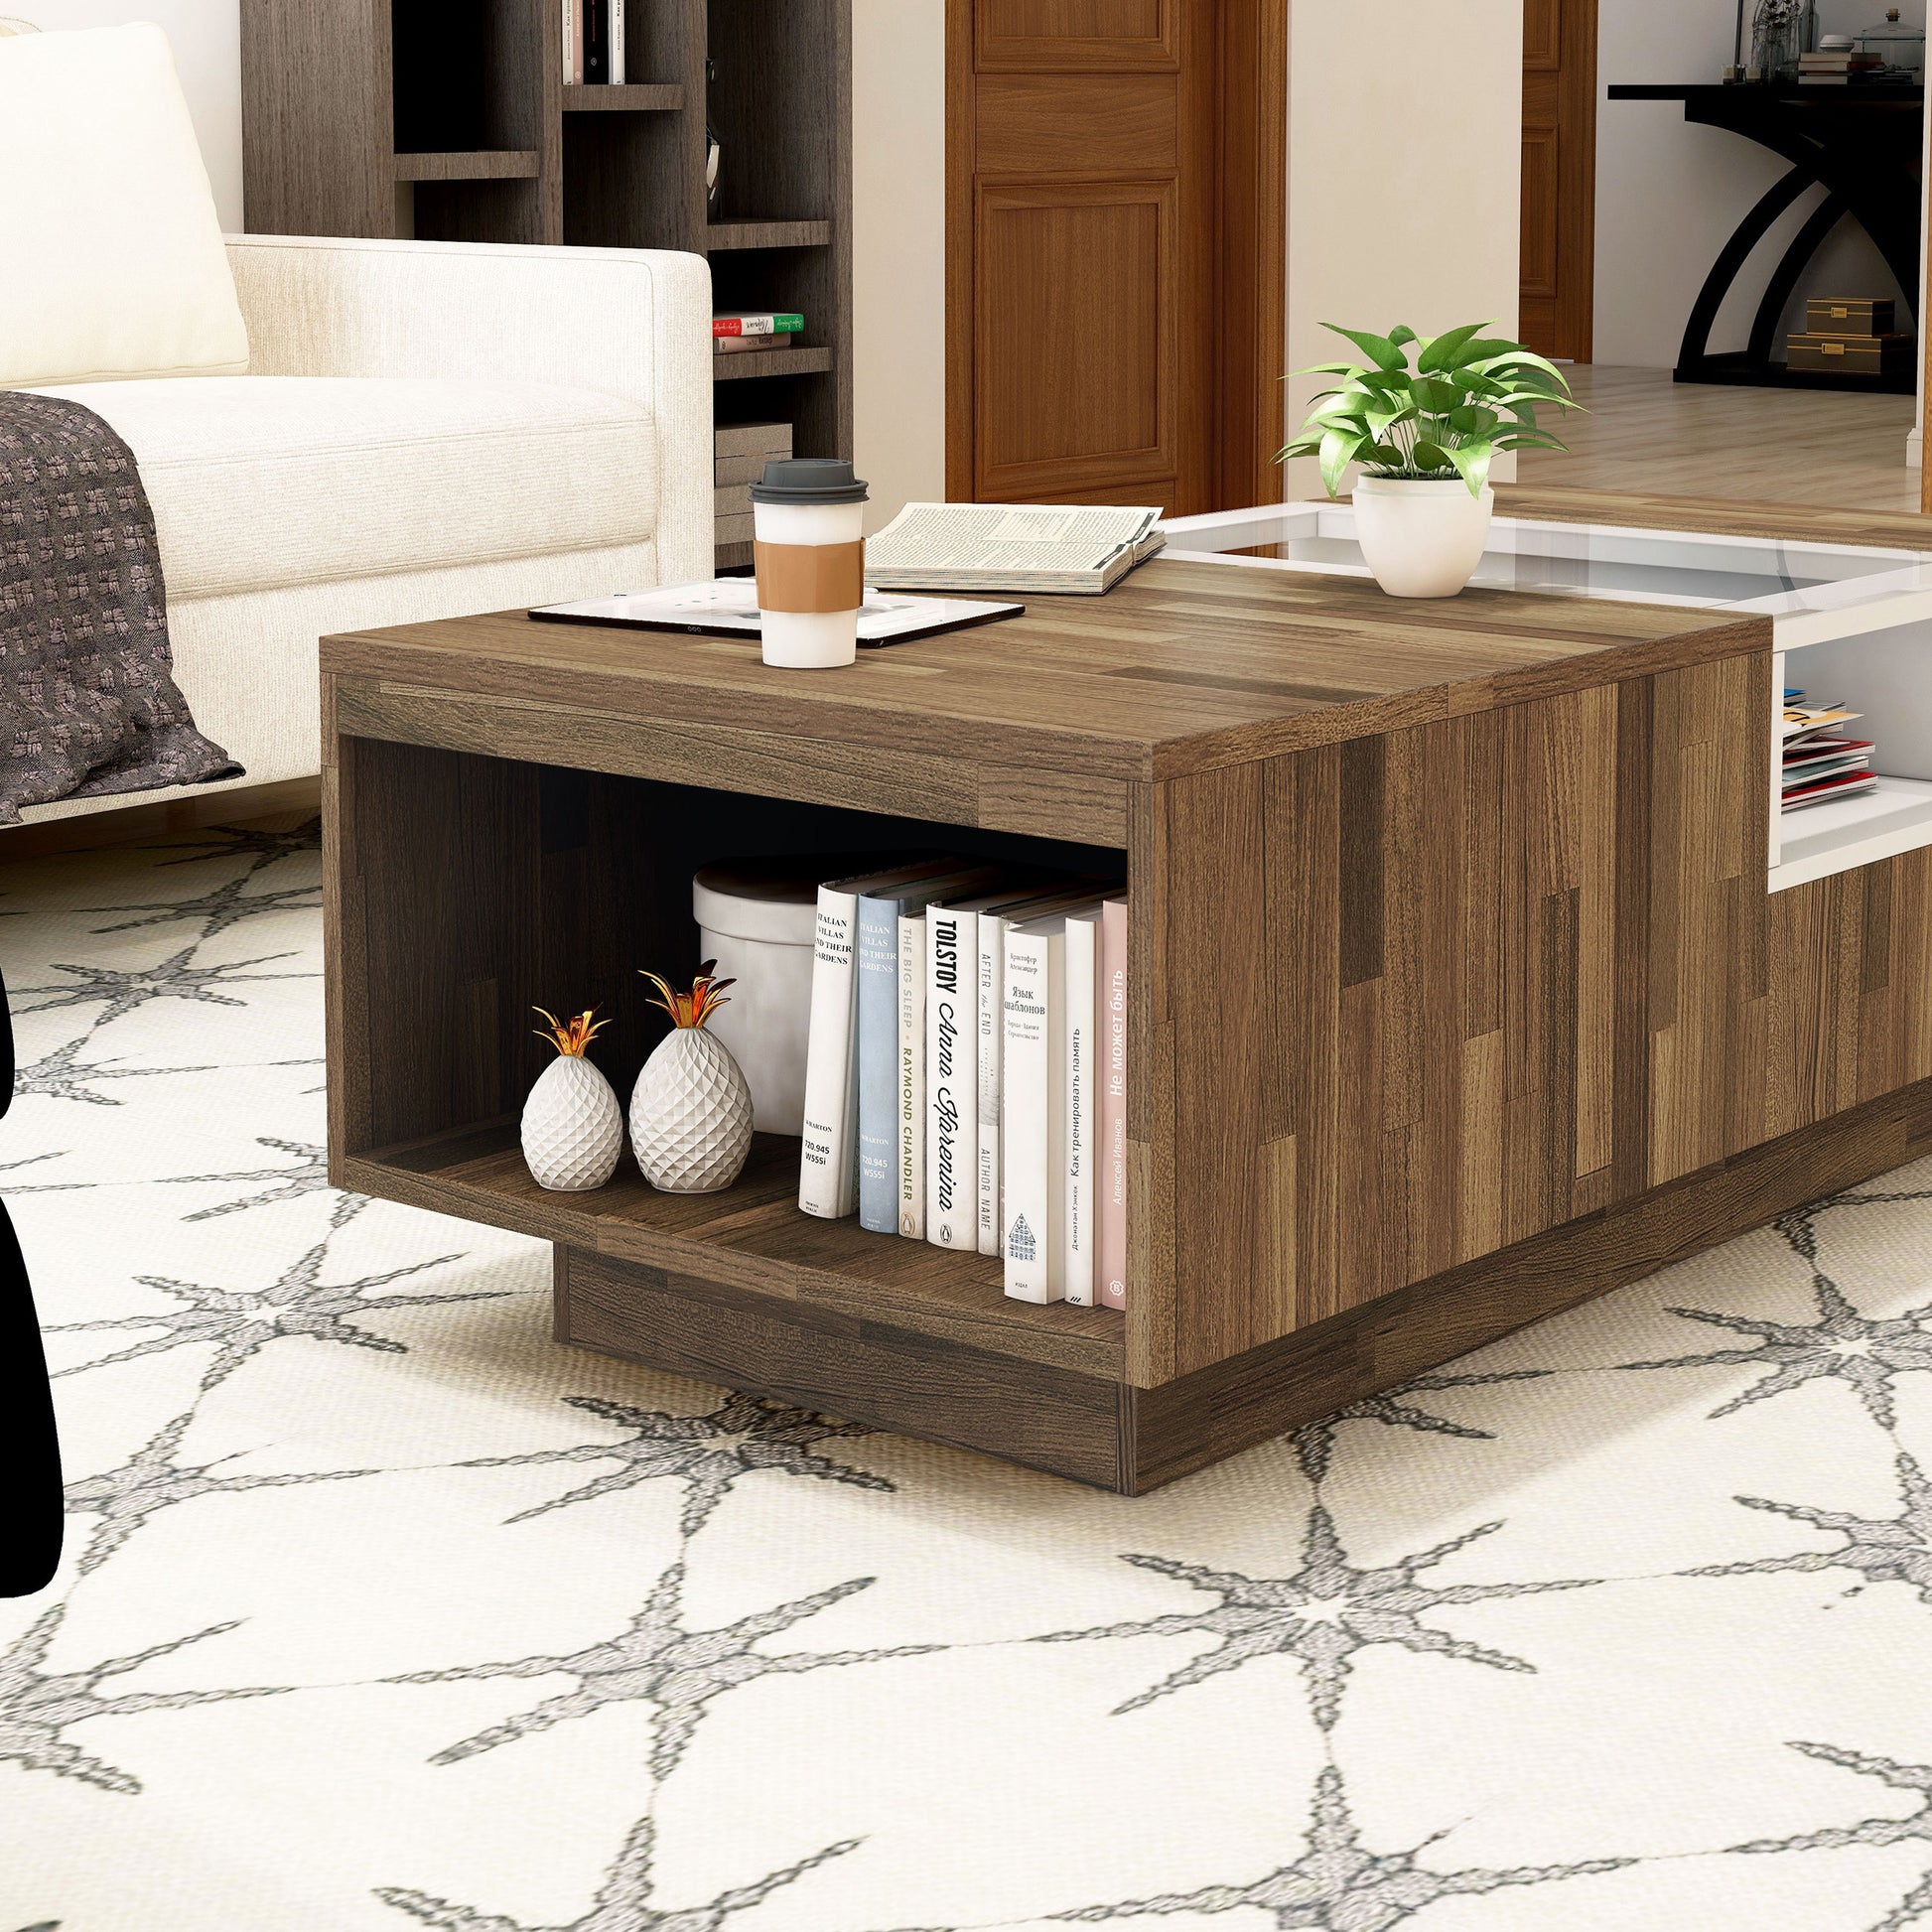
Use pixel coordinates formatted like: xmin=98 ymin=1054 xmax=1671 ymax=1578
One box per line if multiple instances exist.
xmin=856 ymin=895 xmax=902 ymax=1231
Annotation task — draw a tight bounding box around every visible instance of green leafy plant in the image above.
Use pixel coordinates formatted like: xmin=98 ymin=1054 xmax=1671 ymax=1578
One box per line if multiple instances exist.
xmin=1278 ymin=322 xmax=1581 ymax=498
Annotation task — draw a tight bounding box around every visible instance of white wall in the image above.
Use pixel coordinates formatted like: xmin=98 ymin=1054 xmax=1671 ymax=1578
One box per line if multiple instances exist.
xmin=17 ymin=3 xmax=241 ymax=229
xmin=852 ymin=0 xmax=945 ymax=532
xmin=1596 ymin=0 xmax=1922 ymax=368
xmin=1281 ymin=0 xmax=1526 ymax=499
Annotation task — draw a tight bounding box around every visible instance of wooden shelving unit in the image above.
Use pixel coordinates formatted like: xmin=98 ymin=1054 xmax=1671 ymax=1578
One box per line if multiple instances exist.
xmin=239 ymin=0 xmax=853 ymax=568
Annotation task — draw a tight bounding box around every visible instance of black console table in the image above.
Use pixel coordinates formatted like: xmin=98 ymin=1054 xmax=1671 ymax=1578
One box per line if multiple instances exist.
xmin=1608 ymin=82 xmax=1923 ymax=393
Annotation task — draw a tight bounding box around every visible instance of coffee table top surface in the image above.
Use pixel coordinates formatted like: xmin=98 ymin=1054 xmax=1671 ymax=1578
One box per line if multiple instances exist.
xmin=321 ymin=541 xmax=1767 ymax=784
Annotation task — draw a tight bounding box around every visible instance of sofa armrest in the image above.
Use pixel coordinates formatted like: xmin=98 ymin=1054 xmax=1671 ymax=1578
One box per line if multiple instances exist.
xmin=225 ymin=233 xmax=713 ymax=587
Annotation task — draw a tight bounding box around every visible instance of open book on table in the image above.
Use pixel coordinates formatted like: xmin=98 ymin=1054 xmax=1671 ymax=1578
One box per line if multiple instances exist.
xmin=863 ymin=502 xmax=1165 ymax=595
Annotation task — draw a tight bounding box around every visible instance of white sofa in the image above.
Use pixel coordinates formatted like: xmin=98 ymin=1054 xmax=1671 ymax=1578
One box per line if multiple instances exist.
xmin=2 ymin=27 xmax=711 ymax=827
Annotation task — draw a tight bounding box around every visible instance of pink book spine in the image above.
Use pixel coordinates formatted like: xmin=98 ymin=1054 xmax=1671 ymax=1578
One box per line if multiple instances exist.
xmin=1098 ymin=897 xmax=1128 ymax=1311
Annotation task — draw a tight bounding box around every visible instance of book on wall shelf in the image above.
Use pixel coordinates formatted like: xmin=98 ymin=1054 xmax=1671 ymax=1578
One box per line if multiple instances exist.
xmin=563 ymin=0 xmax=625 ymax=85
xmin=715 ymin=314 xmax=803 ymax=339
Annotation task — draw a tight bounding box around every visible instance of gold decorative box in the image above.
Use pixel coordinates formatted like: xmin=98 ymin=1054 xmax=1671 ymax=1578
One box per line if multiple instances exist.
xmin=1786 ymin=330 xmax=1913 ymax=374
xmin=1804 ymin=296 xmax=1896 ymax=336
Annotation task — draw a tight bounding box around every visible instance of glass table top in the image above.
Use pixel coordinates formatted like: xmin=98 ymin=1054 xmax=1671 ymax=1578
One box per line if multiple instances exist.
xmin=1158 ymin=503 xmax=1932 ymax=644
xmin=1254 ymin=531 xmax=1896 ymax=604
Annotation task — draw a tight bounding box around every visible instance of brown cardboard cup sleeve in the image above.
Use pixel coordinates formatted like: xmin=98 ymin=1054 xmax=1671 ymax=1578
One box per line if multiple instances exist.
xmin=755 ymin=539 xmax=866 ymax=615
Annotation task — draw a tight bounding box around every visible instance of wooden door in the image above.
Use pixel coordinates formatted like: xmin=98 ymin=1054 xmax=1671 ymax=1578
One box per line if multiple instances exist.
xmin=947 ymin=0 xmax=1282 ymax=514
xmin=1521 ymin=0 xmax=1596 ymax=361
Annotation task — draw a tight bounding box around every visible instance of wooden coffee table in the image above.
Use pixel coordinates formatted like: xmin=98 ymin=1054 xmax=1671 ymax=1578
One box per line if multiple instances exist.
xmin=321 ymin=525 xmax=1932 ymax=1491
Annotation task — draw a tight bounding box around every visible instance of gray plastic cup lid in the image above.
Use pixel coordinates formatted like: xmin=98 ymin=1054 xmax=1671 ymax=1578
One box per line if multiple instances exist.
xmin=749 ymin=457 xmax=870 ymax=505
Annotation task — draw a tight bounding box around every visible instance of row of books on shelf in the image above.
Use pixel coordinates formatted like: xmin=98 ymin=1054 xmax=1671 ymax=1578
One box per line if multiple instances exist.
xmin=1797 ymin=50 xmax=1888 ymax=82
xmin=797 ymin=859 xmax=1128 ymax=1310
xmin=715 ymin=314 xmax=805 ymax=356
xmin=1782 ymin=689 xmax=1876 ymax=812
xmin=561 ymin=0 xmax=626 ymax=85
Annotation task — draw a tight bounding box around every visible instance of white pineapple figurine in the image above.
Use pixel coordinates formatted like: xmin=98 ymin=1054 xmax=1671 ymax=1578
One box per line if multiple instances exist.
xmin=629 ymin=962 xmax=754 ymax=1193
xmin=521 ymin=1007 xmax=623 ymax=1191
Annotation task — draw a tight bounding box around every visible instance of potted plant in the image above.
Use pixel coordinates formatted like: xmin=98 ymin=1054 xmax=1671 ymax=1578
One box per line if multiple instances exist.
xmin=1278 ymin=322 xmax=1581 ymax=599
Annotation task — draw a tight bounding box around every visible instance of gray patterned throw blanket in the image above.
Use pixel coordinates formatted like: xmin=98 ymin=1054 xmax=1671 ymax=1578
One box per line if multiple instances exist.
xmin=0 ymin=391 xmax=238 ymax=823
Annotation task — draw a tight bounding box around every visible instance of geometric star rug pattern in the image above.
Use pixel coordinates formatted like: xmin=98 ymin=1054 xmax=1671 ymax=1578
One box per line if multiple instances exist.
xmin=3 ymin=823 xmax=1932 ymax=1931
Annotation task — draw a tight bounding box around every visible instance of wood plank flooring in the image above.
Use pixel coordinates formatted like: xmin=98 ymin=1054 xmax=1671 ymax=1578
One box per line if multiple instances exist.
xmin=1514 ymin=363 xmax=1921 ymax=513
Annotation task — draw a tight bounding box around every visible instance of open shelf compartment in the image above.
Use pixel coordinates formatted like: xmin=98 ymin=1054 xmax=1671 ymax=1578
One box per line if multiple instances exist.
xmin=329 ymin=742 xmax=1127 ymax=1386
xmin=1772 ymin=616 xmax=1932 ymax=892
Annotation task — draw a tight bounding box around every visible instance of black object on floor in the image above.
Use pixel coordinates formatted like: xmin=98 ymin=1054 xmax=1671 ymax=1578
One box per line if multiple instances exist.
xmin=0 ymin=956 xmax=63 ymax=1596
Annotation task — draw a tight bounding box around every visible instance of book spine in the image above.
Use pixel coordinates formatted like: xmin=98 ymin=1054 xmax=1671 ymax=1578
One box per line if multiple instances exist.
xmin=855 ymin=897 xmax=900 ymax=1233
xmin=712 ymin=315 xmax=805 ymax=337
xmin=1062 ymin=912 xmax=1097 ymax=1307
xmin=925 ymin=907 xmax=977 ymax=1249
xmin=797 ymin=887 xmax=860 ymax=1219
xmin=976 ymin=911 xmax=1007 ymax=1255
xmin=1098 ymin=898 xmax=1128 ymax=1310
xmin=1003 ymin=926 xmax=1064 ymax=1302
xmin=897 ymin=913 xmax=925 ymax=1238
xmin=610 ymin=0 xmax=624 ymax=83
xmin=585 ymin=0 xmax=607 ymax=83
xmin=561 ymin=0 xmax=576 ymax=83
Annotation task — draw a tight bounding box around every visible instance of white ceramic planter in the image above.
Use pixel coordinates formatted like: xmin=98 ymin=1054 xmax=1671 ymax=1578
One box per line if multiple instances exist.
xmin=520 ymin=1053 xmax=623 ymax=1191
xmin=629 ymin=1025 xmax=755 ymax=1193
xmin=1351 ymin=476 xmax=1494 ymax=599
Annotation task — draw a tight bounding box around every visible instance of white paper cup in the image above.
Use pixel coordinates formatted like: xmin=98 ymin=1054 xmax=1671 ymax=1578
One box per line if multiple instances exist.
xmin=750 ymin=460 xmax=870 ymax=668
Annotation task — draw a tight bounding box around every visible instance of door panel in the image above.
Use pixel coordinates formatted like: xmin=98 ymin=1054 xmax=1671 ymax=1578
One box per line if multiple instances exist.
xmin=1521 ymin=125 xmax=1559 ymax=302
xmin=1523 ymin=0 xmax=1558 ymax=65
xmin=949 ymin=0 xmax=1210 ymax=510
xmin=976 ymin=72 xmax=1179 ymax=174
xmin=977 ymin=182 xmax=1173 ymax=494
xmin=1519 ymin=0 xmax=1595 ymax=360
xmin=979 ymin=0 xmax=1175 ymax=70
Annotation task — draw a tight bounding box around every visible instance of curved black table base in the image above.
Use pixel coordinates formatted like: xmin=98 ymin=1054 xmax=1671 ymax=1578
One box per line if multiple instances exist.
xmin=1609 ymin=83 xmax=1924 ymax=394
xmin=0 ymin=958 xmax=64 ymax=1598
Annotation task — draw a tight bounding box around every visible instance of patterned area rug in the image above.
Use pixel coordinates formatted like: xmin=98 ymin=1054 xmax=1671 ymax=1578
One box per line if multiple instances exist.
xmin=3 ymin=825 xmax=1932 ymax=1932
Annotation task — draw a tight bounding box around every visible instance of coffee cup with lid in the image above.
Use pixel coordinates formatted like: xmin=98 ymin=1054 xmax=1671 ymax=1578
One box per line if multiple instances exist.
xmin=750 ymin=458 xmax=870 ymax=668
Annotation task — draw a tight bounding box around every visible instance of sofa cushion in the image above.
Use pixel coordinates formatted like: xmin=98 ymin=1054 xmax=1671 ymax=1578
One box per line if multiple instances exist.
xmin=0 ymin=24 xmax=249 ymax=389
xmin=28 ymin=375 xmax=661 ymax=601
